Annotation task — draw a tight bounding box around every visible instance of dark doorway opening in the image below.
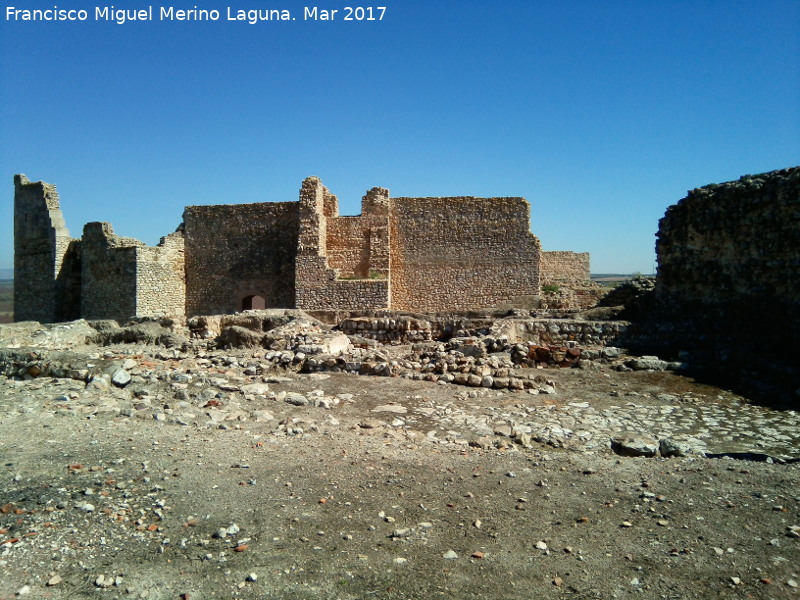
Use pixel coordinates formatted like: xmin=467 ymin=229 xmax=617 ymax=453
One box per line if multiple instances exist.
xmin=242 ymin=295 xmax=266 ymax=310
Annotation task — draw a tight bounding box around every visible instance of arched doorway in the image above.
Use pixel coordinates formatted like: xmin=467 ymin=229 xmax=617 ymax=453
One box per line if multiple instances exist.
xmin=241 ymin=294 xmax=266 ymax=310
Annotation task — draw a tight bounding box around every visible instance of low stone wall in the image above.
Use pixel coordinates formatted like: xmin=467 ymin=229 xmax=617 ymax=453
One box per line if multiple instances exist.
xmin=338 ymin=315 xmax=629 ymax=346
xmin=511 ymin=319 xmax=629 ymax=346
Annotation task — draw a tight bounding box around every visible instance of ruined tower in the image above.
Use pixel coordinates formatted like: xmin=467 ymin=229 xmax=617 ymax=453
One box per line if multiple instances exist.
xmin=13 ymin=175 xmax=81 ymax=322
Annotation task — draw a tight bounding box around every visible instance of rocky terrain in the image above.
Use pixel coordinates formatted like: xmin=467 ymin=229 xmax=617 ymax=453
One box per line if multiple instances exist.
xmin=0 ymin=313 xmax=798 ymax=599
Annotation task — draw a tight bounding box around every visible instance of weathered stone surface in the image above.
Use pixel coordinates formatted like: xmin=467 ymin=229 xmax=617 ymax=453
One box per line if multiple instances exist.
xmin=217 ymin=326 xmax=266 ymax=349
xmin=14 ymin=174 xmax=596 ymax=324
xmin=646 ymin=166 xmax=800 ymax=389
xmin=659 ymin=438 xmax=697 ymax=458
xmin=610 ymin=436 xmax=660 ymax=457
xmin=626 ymin=356 xmax=669 ymax=371
xmin=111 ymin=368 xmax=131 ymax=388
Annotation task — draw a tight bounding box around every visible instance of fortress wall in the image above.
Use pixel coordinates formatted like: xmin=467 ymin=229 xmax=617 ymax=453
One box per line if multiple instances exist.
xmin=183 ymin=202 xmax=300 ymax=316
xmin=135 ymin=231 xmax=186 ymax=317
xmin=296 ymin=177 xmax=389 ymax=310
xmin=80 ymin=222 xmax=139 ymax=321
xmin=541 ymin=251 xmax=590 ymax=286
xmin=389 ymin=197 xmax=541 ymax=312
xmin=13 ymin=175 xmax=80 ymax=322
xmin=326 ymin=216 xmax=370 ymax=278
xmin=654 ymin=166 xmax=800 ymax=353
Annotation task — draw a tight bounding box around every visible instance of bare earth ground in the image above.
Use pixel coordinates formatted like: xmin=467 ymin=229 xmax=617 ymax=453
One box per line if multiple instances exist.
xmin=1 ymin=344 xmax=799 ymax=600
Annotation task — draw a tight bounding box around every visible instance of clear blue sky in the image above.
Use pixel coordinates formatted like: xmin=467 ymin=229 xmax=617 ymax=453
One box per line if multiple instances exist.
xmin=1 ymin=0 xmax=798 ymax=274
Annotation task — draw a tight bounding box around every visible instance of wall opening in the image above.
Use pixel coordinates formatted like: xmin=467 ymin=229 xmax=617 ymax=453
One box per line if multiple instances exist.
xmin=242 ymin=294 xmax=266 ymax=310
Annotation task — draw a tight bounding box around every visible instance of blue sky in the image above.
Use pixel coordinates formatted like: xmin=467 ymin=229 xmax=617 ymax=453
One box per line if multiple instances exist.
xmin=1 ymin=0 xmax=798 ymax=274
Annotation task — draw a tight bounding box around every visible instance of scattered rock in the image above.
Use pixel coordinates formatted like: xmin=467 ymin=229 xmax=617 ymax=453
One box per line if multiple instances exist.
xmin=610 ymin=436 xmax=659 ymax=457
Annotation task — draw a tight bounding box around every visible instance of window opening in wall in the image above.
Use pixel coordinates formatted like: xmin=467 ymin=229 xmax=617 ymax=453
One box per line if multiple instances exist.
xmin=242 ymin=295 xmax=266 ymax=310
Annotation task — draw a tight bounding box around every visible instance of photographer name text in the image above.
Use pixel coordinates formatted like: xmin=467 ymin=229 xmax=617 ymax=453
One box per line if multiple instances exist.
xmin=5 ymin=5 xmax=386 ymax=24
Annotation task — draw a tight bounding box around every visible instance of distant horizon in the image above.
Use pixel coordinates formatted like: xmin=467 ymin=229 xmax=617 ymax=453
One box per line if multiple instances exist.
xmin=2 ymin=1 xmax=798 ymax=273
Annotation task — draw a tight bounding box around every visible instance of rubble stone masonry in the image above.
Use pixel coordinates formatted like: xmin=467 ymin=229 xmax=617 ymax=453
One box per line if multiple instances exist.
xmin=183 ymin=202 xmax=299 ymax=315
xmin=13 ymin=175 xmax=79 ymax=322
xmin=389 ymin=196 xmax=541 ymax=312
xmin=653 ymin=166 xmax=800 ymax=365
xmin=14 ymin=174 xmax=594 ymax=322
xmin=540 ymin=251 xmax=590 ymax=287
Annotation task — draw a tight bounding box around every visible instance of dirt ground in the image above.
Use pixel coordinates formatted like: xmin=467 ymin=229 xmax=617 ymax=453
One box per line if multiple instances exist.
xmin=1 ymin=345 xmax=799 ymax=600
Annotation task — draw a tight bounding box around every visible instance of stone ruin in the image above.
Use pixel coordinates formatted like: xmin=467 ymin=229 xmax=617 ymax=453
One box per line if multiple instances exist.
xmin=8 ymin=166 xmax=800 ymax=402
xmin=13 ymin=174 xmax=595 ymax=323
xmin=641 ymin=166 xmax=800 ymax=384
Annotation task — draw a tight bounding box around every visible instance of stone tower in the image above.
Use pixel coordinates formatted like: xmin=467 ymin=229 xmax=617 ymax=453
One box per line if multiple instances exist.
xmin=13 ymin=175 xmax=81 ymax=322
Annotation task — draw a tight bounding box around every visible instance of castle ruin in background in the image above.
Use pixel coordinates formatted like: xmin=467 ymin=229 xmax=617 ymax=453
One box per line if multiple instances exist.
xmin=14 ymin=175 xmax=593 ymax=322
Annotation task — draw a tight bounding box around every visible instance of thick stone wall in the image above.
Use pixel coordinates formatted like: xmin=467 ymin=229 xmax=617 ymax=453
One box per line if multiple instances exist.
xmin=183 ymin=202 xmax=299 ymax=316
xmin=389 ymin=197 xmax=541 ymax=311
xmin=326 ymin=217 xmax=370 ymax=278
xmin=540 ymin=251 xmax=589 ymax=286
xmin=134 ymin=231 xmax=186 ymax=317
xmin=14 ymin=174 xmax=593 ymax=321
xmin=653 ymin=167 xmax=800 ymax=367
xmin=295 ymin=177 xmax=390 ymax=310
xmin=13 ymin=175 xmax=80 ymax=322
xmin=80 ymin=222 xmax=139 ymax=321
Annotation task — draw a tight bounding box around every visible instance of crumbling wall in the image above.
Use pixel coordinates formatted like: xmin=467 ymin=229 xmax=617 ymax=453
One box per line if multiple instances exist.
xmin=295 ymin=177 xmax=389 ymax=310
xmin=389 ymin=197 xmax=541 ymax=312
xmin=183 ymin=202 xmax=300 ymax=316
xmin=134 ymin=231 xmax=186 ymax=317
xmin=326 ymin=217 xmax=370 ymax=278
xmin=80 ymin=222 xmax=139 ymax=321
xmin=653 ymin=166 xmax=800 ymax=361
xmin=540 ymin=251 xmax=601 ymax=310
xmin=540 ymin=251 xmax=589 ymax=286
xmin=13 ymin=175 xmax=81 ymax=322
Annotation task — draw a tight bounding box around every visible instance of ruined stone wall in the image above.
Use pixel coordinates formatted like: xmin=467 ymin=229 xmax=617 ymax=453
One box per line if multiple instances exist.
xmin=296 ymin=177 xmax=390 ymax=310
xmin=654 ymin=166 xmax=800 ymax=359
xmin=326 ymin=217 xmax=370 ymax=278
xmin=540 ymin=251 xmax=590 ymax=286
xmin=13 ymin=175 xmax=81 ymax=322
xmin=183 ymin=202 xmax=299 ymax=316
xmin=135 ymin=231 xmax=186 ymax=317
xmin=80 ymin=222 xmax=139 ymax=321
xmin=388 ymin=197 xmax=541 ymax=312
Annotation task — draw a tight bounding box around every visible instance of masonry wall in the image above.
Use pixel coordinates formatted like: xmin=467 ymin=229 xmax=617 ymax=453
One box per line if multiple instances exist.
xmin=326 ymin=217 xmax=370 ymax=278
xmin=134 ymin=231 xmax=186 ymax=317
xmin=80 ymin=222 xmax=139 ymax=321
xmin=389 ymin=197 xmax=541 ymax=312
xmin=540 ymin=251 xmax=589 ymax=286
xmin=653 ymin=166 xmax=800 ymax=358
xmin=295 ymin=177 xmax=389 ymax=310
xmin=183 ymin=202 xmax=300 ymax=315
xmin=13 ymin=175 xmax=81 ymax=322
